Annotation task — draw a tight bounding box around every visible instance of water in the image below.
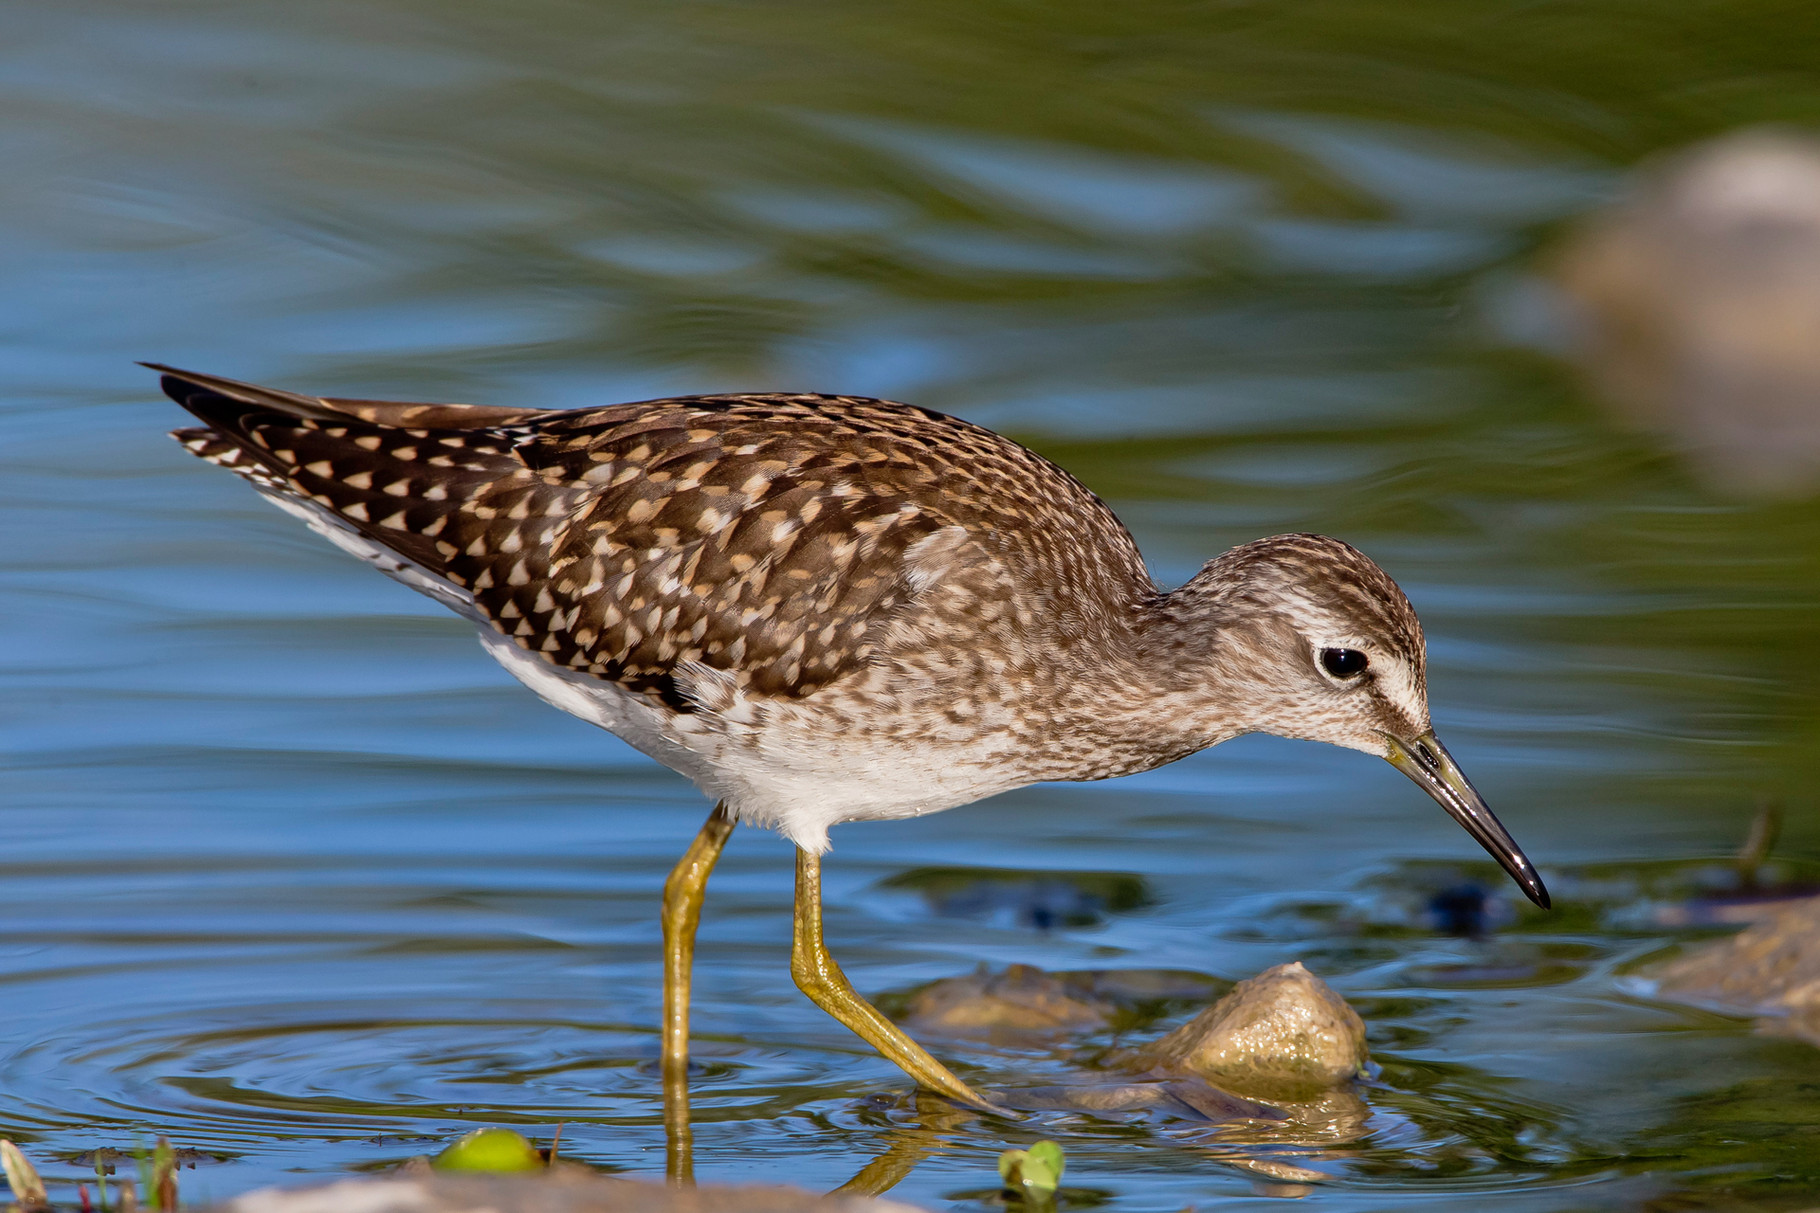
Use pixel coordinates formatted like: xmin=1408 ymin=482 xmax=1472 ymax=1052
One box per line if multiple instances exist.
xmin=6 ymin=1 xmax=1820 ymax=1207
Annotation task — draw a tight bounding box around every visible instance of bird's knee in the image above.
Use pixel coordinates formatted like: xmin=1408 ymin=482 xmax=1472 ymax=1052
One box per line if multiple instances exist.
xmin=790 ymin=953 xmax=832 ymax=1003
xmin=662 ymin=870 xmax=706 ymax=926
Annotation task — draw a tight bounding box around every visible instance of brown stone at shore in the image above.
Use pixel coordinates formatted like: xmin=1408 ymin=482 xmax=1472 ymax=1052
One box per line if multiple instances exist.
xmin=211 ymin=1170 xmax=924 ymax=1213
xmin=1552 ymin=128 xmax=1820 ymax=498
xmin=1647 ymin=893 xmax=1820 ymax=1044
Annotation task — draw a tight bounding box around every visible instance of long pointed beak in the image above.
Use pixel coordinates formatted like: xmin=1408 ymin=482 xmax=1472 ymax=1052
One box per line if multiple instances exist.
xmin=1383 ymin=731 xmax=1551 ymax=909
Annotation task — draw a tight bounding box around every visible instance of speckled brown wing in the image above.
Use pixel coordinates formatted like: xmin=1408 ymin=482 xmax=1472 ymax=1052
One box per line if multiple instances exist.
xmin=158 ymin=366 xmax=1152 ymax=711
xmin=160 ymin=366 xmax=567 ymax=579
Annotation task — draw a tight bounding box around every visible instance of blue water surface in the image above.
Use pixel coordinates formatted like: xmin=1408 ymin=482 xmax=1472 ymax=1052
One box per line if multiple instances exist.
xmin=6 ymin=2 xmax=1820 ymax=1208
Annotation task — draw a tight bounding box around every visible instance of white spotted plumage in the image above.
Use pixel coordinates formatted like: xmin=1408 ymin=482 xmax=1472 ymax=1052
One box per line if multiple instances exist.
xmin=158 ymin=364 xmax=1447 ymax=853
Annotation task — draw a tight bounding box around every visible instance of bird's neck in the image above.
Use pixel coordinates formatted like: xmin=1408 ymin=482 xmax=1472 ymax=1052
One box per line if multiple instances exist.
xmin=1045 ymin=577 xmax=1274 ymax=773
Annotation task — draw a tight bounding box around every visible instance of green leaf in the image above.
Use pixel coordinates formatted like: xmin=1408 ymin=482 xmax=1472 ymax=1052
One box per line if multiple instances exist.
xmin=1026 ymin=1141 xmax=1065 ymax=1184
xmin=997 ymin=1140 xmax=1064 ymax=1199
xmin=433 ymin=1128 xmax=545 ymax=1173
xmin=149 ymin=1136 xmax=178 ymax=1210
xmin=1019 ymin=1158 xmax=1057 ymax=1193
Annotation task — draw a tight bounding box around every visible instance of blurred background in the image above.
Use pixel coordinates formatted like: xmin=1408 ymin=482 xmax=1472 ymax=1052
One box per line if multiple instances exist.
xmin=5 ymin=1 xmax=1820 ymax=1208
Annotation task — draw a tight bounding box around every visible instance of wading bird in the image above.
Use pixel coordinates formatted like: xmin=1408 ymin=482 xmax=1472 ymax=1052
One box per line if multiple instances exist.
xmin=154 ymin=365 xmax=1548 ymax=1117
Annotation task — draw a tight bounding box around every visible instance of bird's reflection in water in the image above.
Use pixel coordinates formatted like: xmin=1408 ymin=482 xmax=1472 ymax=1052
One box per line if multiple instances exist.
xmin=833 ymin=1091 xmax=976 ymax=1197
xmin=664 ymin=1063 xmax=698 ymax=1185
xmin=663 ymin=1068 xmax=967 ymax=1195
xmin=664 ymin=1055 xmax=1370 ymax=1197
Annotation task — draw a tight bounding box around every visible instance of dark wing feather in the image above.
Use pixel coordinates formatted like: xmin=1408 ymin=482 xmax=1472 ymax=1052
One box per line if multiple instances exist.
xmin=159 ymin=367 xmax=1152 ymax=707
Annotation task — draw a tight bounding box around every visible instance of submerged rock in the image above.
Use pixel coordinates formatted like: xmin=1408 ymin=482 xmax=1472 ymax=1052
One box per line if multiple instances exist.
xmin=879 ymin=867 xmax=1151 ymax=930
xmin=902 ymin=964 xmax=1115 ymax=1037
xmin=1645 ymin=894 xmax=1820 ymax=1043
xmin=902 ymin=960 xmax=1368 ymax=1108
xmin=931 ymin=959 xmax=1374 ymax=1163
xmin=1002 ymin=1079 xmax=1284 ymax=1121
xmin=212 ymin=1171 xmax=922 ymax=1213
xmin=900 ymin=965 xmax=1222 ymax=1041
xmin=1129 ymin=962 xmax=1369 ymax=1101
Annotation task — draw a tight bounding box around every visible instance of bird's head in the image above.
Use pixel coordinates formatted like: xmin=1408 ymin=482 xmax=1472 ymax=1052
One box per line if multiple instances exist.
xmin=1167 ymin=533 xmax=1549 ymax=909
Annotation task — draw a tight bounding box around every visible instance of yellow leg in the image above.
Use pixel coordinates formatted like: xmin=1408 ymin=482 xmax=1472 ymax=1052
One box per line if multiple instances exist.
xmin=661 ymin=803 xmax=735 ymax=1184
xmin=792 ymin=848 xmax=1008 ymax=1115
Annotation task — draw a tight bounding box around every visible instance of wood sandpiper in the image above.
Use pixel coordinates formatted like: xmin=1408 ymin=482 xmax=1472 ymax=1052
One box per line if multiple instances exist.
xmin=154 ymin=364 xmax=1549 ymax=1120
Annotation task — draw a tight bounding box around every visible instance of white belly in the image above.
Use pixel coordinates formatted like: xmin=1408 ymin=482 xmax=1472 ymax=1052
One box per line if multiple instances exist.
xmin=260 ymin=487 xmax=1020 ymax=852
xmin=479 ymin=631 xmax=1023 ymax=851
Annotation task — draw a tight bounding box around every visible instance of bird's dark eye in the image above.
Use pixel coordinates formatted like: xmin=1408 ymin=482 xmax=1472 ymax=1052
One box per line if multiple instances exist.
xmin=1320 ymin=648 xmax=1369 ymax=679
